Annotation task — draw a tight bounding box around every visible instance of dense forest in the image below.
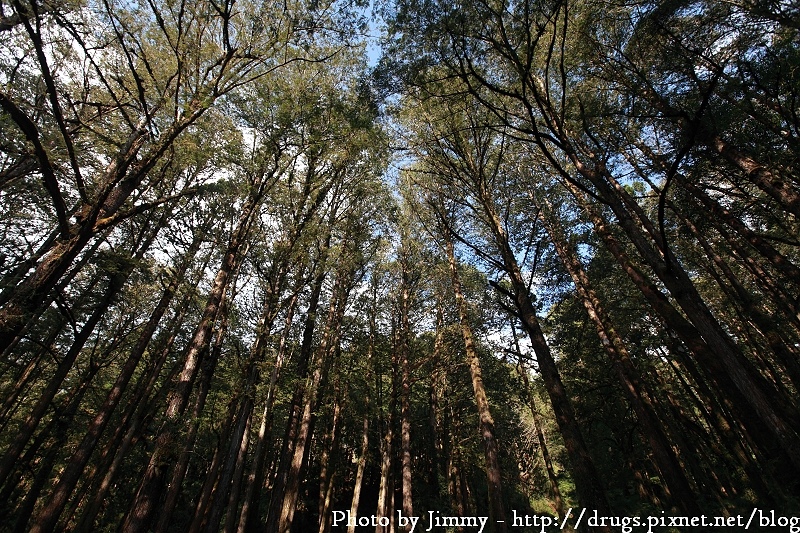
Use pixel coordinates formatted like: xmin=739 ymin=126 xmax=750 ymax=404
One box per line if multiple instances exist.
xmin=0 ymin=0 xmax=799 ymax=531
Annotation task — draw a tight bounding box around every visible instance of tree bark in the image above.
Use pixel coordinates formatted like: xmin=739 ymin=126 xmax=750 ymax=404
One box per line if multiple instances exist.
xmin=31 ymin=231 xmax=202 ymax=533
xmin=537 ymin=202 xmax=700 ymax=514
xmin=444 ymin=235 xmax=506 ymax=530
xmin=121 ymin=184 xmax=262 ymax=532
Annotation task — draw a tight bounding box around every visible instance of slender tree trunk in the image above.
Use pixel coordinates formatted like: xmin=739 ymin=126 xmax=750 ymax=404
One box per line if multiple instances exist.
xmin=238 ymin=288 xmax=300 ymax=533
xmin=537 ymin=203 xmax=700 ymax=514
xmin=398 ymin=252 xmax=414 ymax=530
xmin=476 ymin=189 xmax=612 ymax=525
xmin=567 ymin=183 xmax=800 ymax=477
xmin=31 ymin=232 xmax=202 ymax=533
xmin=447 ymin=406 xmax=466 ymax=524
xmin=68 ymin=312 xmax=186 ymax=531
xmin=278 ymin=264 xmax=348 ymax=533
xmin=187 ymin=413 xmax=233 ymax=533
xmin=0 ymin=272 xmax=124 ymax=489
xmin=516 ymin=360 xmax=564 ymax=520
xmin=66 ymin=250 xmax=207 ymax=530
xmin=427 ymin=304 xmax=445 ymax=498
xmin=318 ymin=389 xmax=343 ymax=533
xmin=0 ymin=319 xmax=62 ymax=428
xmin=266 ymin=262 xmax=328 ymax=533
xmin=576 ymin=165 xmax=800 ymax=469
xmin=276 ymin=361 xmax=323 ymax=533
xmin=375 ymin=340 xmax=396 ymax=533
xmin=122 ymin=183 xmax=264 ymax=532
xmin=444 ymin=235 xmax=506 ymax=530
xmin=202 ymin=364 xmax=254 ymax=533
xmin=347 ymin=276 xmax=379 ymax=533
xmin=11 ymin=363 xmax=97 ymax=532
xmin=348 ymin=411 xmax=371 ymax=533
xmin=223 ymin=403 xmax=254 ymax=533
xmin=159 ymin=307 xmax=229 ymax=532
xmin=221 ymin=262 xmax=298 ymax=533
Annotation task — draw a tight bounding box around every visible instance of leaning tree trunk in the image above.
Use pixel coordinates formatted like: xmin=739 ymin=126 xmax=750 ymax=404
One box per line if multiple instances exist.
xmin=121 ymin=179 xmax=266 ymax=533
xmin=30 ymin=229 xmax=203 ymax=533
xmin=515 ymin=354 xmax=564 ymax=520
xmin=0 ymin=271 xmax=125 ymax=490
xmin=475 ymin=187 xmax=612 ymax=527
xmin=444 ymin=234 xmax=506 ymax=530
xmin=565 ymin=181 xmax=800 ymax=480
xmin=537 ymin=202 xmax=701 ymax=515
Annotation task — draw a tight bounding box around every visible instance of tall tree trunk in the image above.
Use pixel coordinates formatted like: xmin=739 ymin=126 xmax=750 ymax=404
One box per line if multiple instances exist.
xmin=31 ymin=231 xmax=203 ymax=533
xmin=223 ymin=403 xmax=254 ymax=533
xmin=68 ymin=310 xmax=187 ymax=531
xmin=515 ymin=358 xmax=564 ymax=520
xmin=566 ymin=182 xmax=800 ymax=478
xmin=348 ymin=411 xmax=371 ymax=533
xmin=220 ymin=262 xmax=298 ymax=533
xmin=277 ymin=264 xmax=348 ymax=533
xmin=238 ymin=288 xmax=301 ymax=533
xmin=537 ymin=202 xmax=700 ymax=514
xmin=159 ymin=305 xmax=229 ymax=532
xmin=444 ymin=235 xmax=506 ymax=530
xmin=398 ymin=250 xmax=414 ymax=530
xmin=0 ymin=318 xmax=63 ymax=428
xmin=266 ymin=262 xmax=328 ymax=533
xmin=202 ymin=361 xmax=254 ymax=533
xmin=318 ymin=387 xmax=343 ymax=533
xmin=427 ymin=304 xmax=445 ymax=499
xmin=187 ymin=392 xmax=240 ymax=533
xmin=11 ymin=363 xmax=98 ymax=532
xmin=347 ymin=276 xmax=379 ymax=533
xmin=447 ymin=405 xmax=467 ymax=523
xmin=122 ymin=185 xmax=261 ymax=532
xmin=375 ymin=339 xmax=396 ymax=533
xmin=476 ymin=189 xmax=612 ymax=525
xmin=572 ymin=164 xmax=800 ymax=471
xmin=0 ymin=272 xmax=125 ymax=489
xmin=66 ymin=249 xmax=208 ymax=531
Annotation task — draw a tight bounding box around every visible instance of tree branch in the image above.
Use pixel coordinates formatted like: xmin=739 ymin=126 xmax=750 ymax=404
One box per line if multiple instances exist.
xmin=0 ymin=91 xmax=71 ymax=237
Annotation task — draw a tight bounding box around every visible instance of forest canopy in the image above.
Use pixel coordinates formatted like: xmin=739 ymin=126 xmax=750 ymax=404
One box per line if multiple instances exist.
xmin=0 ymin=0 xmax=799 ymax=531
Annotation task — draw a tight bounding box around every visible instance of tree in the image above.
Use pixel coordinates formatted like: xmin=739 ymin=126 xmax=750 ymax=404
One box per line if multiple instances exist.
xmin=382 ymin=0 xmax=800 ymax=506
